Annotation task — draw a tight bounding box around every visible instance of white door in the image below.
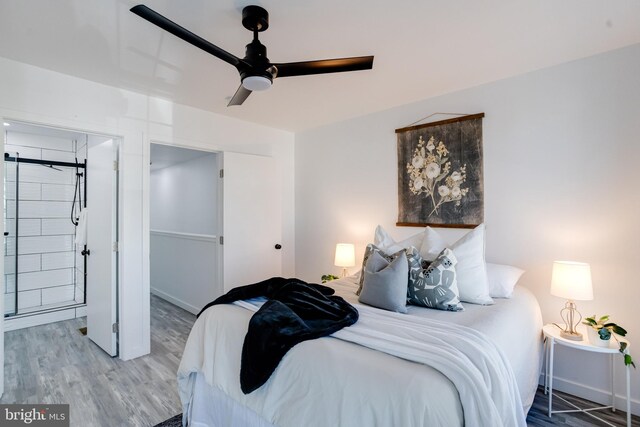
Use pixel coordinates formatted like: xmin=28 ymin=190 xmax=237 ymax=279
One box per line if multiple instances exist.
xmin=86 ymin=137 xmax=118 ymax=356
xmin=222 ymin=152 xmax=282 ymax=292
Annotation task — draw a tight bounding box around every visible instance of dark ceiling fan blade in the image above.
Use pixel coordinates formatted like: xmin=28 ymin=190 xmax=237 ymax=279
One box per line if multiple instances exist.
xmin=272 ymin=55 xmax=373 ymax=78
xmin=227 ymin=85 xmax=252 ymax=106
xmin=130 ymin=5 xmax=247 ymax=69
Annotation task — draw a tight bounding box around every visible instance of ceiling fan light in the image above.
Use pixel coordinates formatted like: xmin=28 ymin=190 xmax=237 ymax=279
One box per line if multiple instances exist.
xmin=242 ymin=75 xmax=272 ymax=91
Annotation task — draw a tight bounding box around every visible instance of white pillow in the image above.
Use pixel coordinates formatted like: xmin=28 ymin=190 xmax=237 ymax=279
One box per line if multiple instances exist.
xmin=420 ymin=225 xmax=493 ymax=305
xmin=373 ymin=225 xmax=425 ymax=253
xmin=486 ymin=262 xmax=525 ymax=298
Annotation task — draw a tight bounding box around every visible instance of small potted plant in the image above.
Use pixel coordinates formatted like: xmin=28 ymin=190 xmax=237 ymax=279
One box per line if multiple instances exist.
xmin=583 ymin=315 xmax=635 ymax=368
xmin=321 ymin=274 xmax=339 ymax=284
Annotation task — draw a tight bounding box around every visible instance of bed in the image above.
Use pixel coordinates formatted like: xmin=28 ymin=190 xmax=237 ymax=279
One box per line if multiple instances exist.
xmin=178 ymin=275 xmax=543 ymax=427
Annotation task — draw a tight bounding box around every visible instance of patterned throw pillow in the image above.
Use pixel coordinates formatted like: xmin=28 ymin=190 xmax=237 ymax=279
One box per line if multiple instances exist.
xmin=406 ymin=247 xmax=463 ymax=311
xmin=357 ymin=244 xmax=405 ymax=296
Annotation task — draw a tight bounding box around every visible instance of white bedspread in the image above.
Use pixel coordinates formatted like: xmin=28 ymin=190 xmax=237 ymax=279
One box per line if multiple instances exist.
xmin=178 ymin=278 xmax=542 ymax=427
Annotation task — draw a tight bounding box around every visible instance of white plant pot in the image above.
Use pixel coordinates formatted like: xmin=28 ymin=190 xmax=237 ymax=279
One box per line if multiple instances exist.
xmin=587 ymin=327 xmax=611 ymax=348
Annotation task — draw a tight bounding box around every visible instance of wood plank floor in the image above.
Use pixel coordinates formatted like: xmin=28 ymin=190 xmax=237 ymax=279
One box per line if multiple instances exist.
xmin=3 ymin=295 xmax=639 ymax=426
xmin=1 ymin=295 xmax=195 ymax=427
xmin=527 ymin=386 xmax=640 ymax=426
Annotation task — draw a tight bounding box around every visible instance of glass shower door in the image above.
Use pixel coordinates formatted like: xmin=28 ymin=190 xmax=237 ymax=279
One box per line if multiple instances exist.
xmin=4 ymin=155 xmax=18 ymax=317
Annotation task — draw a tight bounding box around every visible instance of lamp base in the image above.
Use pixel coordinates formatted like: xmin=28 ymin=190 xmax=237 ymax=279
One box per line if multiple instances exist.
xmin=560 ymin=330 xmax=584 ymax=341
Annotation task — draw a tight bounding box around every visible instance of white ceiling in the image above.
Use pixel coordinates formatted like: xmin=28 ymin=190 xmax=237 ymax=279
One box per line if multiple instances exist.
xmin=0 ymin=1 xmax=639 ymax=132
xmin=4 ymin=120 xmax=87 ymax=141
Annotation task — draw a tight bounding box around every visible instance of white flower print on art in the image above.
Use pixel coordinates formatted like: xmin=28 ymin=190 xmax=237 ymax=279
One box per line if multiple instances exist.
xmin=425 ymin=163 xmax=440 ymax=179
xmin=406 ymin=136 xmax=470 ymax=215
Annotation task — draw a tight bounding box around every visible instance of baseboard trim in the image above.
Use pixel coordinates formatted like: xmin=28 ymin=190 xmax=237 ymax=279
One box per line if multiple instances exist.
xmin=539 ymin=374 xmax=640 ymax=416
xmin=150 ymin=287 xmax=199 ymax=315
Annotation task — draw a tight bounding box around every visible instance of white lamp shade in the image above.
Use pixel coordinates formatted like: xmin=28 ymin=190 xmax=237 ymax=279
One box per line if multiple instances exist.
xmin=550 ymin=261 xmax=593 ymax=301
xmin=334 ymin=243 xmax=355 ymax=268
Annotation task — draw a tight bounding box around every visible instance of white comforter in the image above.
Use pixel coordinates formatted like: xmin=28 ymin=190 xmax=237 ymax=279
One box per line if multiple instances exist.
xmin=178 ymin=279 xmax=542 ymax=427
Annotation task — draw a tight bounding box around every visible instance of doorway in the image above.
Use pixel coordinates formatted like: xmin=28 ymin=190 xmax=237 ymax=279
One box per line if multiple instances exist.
xmin=149 ymin=143 xmax=222 ymax=314
xmin=2 ymin=120 xmax=120 ymax=357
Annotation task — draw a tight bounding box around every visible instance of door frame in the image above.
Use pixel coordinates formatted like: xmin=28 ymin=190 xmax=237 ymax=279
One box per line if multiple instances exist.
xmin=1 ymin=117 xmax=123 ymax=358
xmin=147 ymin=140 xmax=224 ymax=303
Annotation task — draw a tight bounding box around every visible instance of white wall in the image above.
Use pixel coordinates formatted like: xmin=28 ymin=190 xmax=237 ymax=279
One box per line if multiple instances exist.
xmin=150 ymin=153 xmax=218 ymax=235
xmin=150 ymin=231 xmax=218 ymax=314
xmin=0 ymin=56 xmax=295 ymax=360
xmin=295 ymin=43 xmax=640 ymax=412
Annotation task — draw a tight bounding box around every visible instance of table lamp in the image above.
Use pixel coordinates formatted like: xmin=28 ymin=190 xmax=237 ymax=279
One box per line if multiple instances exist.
xmin=334 ymin=243 xmax=355 ymax=278
xmin=550 ymin=261 xmax=593 ymax=341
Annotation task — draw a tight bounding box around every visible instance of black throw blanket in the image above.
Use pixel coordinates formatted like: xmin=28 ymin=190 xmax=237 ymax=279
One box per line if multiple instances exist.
xmin=197 ymin=277 xmax=359 ymax=394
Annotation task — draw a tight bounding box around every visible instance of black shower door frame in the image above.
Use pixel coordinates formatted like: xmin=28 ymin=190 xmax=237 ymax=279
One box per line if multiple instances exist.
xmin=4 ymin=154 xmax=87 ymax=318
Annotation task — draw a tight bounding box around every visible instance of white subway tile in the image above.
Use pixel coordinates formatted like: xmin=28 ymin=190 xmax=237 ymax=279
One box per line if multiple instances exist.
xmin=5 ymin=202 xmax=14 ymax=219
xmin=19 ymin=289 xmax=42 ymax=309
xmin=4 ymin=144 xmax=42 ymax=159
xmin=7 ymin=200 xmax=71 ymax=219
xmin=5 ymin=238 xmax=15 ymax=256
xmin=4 ymin=290 xmax=42 ymax=312
xmin=41 ymin=184 xmax=76 ymax=202
xmin=4 ymin=182 xmax=41 ymax=201
xmin=6 ymin=164 xmax=74 ymax=185
xmin=7 ymin=132 xmax=74 ymax=152
xmin=41 ymin=149 xmax=77 ymax=164
xmin=15 ymin=235 xmax=73 ymax=255
xmin=4 ymin=293 xmax=14 ymax=315
xmin=17 ymin=268 xmax=74 ymax=291
xmin=5 ymin=274 xmax=15 ymax=293
xmin=4 ymin=162 xmax=15 ymax=180
xmin=41 ymin=285 xmax=75 ymax=305
xmin=4 ymin=219 xmax=42 ymax=236
xmin=4 ymin=254 xmax=41 ymax=275
xmin=41 ymin=218 xmax=75 ymax=235
xmin=41 ymin=251 xmax=75 ymax=270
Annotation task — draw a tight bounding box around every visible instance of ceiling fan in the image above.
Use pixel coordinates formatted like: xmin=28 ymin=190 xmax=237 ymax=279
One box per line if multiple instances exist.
xmin=130 ymin=5 xmax=374 ymax=106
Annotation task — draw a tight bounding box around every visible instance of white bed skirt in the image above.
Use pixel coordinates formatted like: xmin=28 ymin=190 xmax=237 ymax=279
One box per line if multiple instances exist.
xmin=189 ymin=372 xmax=275 ymax=427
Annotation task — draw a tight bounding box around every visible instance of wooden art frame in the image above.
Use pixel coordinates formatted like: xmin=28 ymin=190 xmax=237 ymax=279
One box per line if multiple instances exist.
xmin=396 ymin=113 xmax=484 ymax=229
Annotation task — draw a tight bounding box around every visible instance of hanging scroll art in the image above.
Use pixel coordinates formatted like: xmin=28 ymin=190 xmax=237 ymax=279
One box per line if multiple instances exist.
xmin=396 ymin=113 xmax=484 ymax=228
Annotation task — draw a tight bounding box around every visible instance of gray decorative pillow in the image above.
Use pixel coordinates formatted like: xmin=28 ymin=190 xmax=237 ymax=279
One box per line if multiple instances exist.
xmin=357 ymin=244 xmax=405 ymax=296
xmin=407 ymin=247 xmax=463 ymax=312
xmin=358 ymin=251 xmax=409 ymax=313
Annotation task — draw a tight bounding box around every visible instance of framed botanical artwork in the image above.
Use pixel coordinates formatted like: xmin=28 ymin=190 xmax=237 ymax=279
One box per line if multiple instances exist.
xmin=396 ymin=113 xmax=484 ymax=228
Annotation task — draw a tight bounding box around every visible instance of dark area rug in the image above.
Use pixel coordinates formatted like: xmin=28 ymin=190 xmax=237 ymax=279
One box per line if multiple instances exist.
xmin=153 ymin=414 xmax=181 ymax=427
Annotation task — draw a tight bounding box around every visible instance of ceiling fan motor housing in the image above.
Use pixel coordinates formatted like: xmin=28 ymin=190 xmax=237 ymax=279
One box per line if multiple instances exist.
xmin=241 ymin=38 xmax=273 ymax=86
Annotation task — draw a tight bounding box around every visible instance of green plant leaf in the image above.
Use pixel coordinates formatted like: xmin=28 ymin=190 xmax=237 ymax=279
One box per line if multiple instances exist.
xmin=599 ymin=315 xmax=610 ymax=322
xmin=611 ymin=325 xmax=627 ymax=336
xmin=583 ymin=318 xmax=597 ymax=326
xmin=620 ymin=342 xmax=628 ymax=352
xmin=624 ymin=354 xmax=636 ymax=368
xmin=598 ymin=328 xmax=611 ymax=340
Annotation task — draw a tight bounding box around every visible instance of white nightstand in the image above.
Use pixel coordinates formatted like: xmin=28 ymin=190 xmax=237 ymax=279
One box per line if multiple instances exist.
xmin=543 ymin=323 xmax=632 ymax=427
